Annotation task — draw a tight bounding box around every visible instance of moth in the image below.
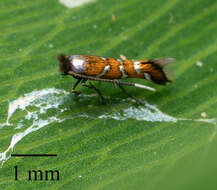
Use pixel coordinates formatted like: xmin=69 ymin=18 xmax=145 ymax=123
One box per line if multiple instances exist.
xmin=57 ymin=54 xmax=174 ymax=104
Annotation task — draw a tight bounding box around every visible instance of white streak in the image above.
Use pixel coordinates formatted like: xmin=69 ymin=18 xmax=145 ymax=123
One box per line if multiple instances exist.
xmin=120 ymin=54 xmax=127 ymax=60
xmin=119 ymin=65 xmax=128 ymax=78
xmin=133 ymin=61 xmax=141 ymax=74
xmin=59 ymin=0 xmax=96 ymax=8
xmin=97 ymin=65 xmax=110 ymax=77
xmin=134 ymin=83 xmax=156 ymax=92
xmin=144 ymin=73 xmax=151 ymax=81
xmin=100 ymin=57 xmax=107 ymax=61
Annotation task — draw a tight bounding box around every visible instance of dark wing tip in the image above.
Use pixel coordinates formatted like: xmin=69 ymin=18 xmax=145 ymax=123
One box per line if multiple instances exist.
xmin=150 ymin=58 xmax=175 ymax=68
xmin=149 ymin=58 xmax=175 ymax=85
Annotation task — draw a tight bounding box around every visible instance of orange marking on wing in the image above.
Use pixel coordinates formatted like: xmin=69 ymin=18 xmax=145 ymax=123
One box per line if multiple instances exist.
xmin=123 ymin=60 xmax=143 ymax=78
xmin=104 ymin=58 xmax=122 ymax=79
xmin=82 ymin=55 xmax=107 ymax=76
xmin=139 ymin=63 xmax=153 ymax=73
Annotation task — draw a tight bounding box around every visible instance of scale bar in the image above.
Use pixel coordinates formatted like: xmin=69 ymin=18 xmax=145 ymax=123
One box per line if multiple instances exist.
xmin=11 ymin=154 xmax=57 ymax=157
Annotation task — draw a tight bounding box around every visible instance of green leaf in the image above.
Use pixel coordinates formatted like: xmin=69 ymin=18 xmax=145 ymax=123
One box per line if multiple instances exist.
xmin=0 ymin=0 xmax=217 ymax=189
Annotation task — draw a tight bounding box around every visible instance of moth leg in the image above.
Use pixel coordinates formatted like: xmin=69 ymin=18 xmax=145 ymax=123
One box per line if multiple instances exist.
xmin=72 ymin=78 xmax=82 ymax=95
xmin=81 ymin=78 xmax=87 ymax=84
xmin=118 ymin=84 xmax=144 ymax=105
xmin=82 ymin=81 xmax=106 ymax=104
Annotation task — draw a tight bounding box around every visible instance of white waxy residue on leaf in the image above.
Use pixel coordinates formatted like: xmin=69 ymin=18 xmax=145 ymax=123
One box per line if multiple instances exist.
xmin=99 ymin=103 xmax=177 ymax=122
xmin=0 ymin=88 xmax=69 ymax=166
xmin=0 ymin=88 xmax=216 ymax=166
